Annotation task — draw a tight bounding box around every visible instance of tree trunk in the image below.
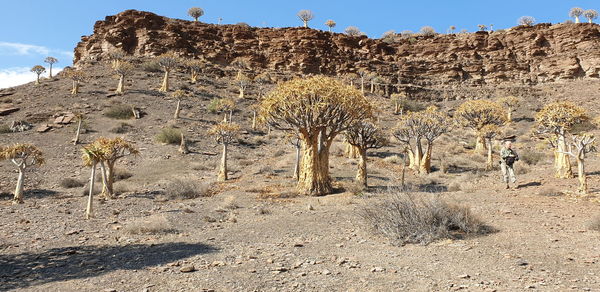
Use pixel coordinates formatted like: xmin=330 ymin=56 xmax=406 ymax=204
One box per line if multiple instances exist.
xmin=420 ymin=142 xmax=432 ymax=174
xmin=507 ymin=107 xmax=513 ymax=122
xmin=116 ymin=75 xmax=125 ymax=94
xmin=218 ymin=144 xmax=228 ymax=181
xmin=99 ymin=162 xmax=114 ymax=199
xmin=73 ymin=119 xmax=82 ymax=145
xmin=303 ymin=21 xmax=308 ymax=28
xmin=174 ymin=99 xmax=181 ymax=119
xmin=85 ymin=163 xmax=96 ymax=219
xmin=577 ymin=158 xmax=587 ymax=194
xmin=360 ymin=79 xmax=365 ymax=93
xmin=294 ymin=143 xmax=301 ymax=180
xmin=298 ymin=135 xmax=332 ymax=196
xmin=159 ymin=70 xmax=170 ymax=92
xmin=179 ymin=133 xmax=189 ymax=154
xmin=71 ymin=81 xmax=79 ymax=95
xmin=229 ymin=110 xmax=233 ymax=122
xmin=555 ymin=133 xmax=573 ymax=178
xmin=239 ymin=87 xmax=245 ymax=98
xmin=370 ymin=82 xmax=375 ymax=93
xmin=252 ymin=111 xmax=257 ymax=130
xmin=191 ymin=71 xmax=198 ymax=83
xmin=475 ymin=135 xmax=487 ymax=153
xmin=356 ymin=148 xmax=368 ymax=188
xmin=35 ymin=75 xmax=40 ymax=85
xmin=409 ymin=141 xmax=423 ymax=172
xmin=345 ymin=142 xmax=359 ymax=159
xmin=485 ymin=137 xmax=494 ymax=170
xmin=13 ymin=168 xmax=25 ymax=204
xmin=575 ymin=16 xmax=580 ymax=23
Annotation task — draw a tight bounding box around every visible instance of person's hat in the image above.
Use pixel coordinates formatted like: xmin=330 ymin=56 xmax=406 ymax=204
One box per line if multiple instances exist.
xmin=501 ymin=135 xmax=517 ymax=142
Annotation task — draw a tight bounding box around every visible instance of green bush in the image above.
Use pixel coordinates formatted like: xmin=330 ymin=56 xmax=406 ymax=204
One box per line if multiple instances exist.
xmin=0 ymin=124 xmax=10 ymax=134
xmin=207 ymin=98 xmax=220 ymax=114
xmin=104 ymin=104 xmax=134 ymax=120
xmin=156 ymin=127 xmax=182 ymax=144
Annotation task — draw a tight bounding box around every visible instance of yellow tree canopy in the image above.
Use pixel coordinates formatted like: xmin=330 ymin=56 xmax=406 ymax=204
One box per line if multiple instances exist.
xmin=82 ymin=137 xmax=139 ymax=166
xmin=536 ymin=101 xmax=588 ymax=133
xmin=157 ymin=52 xmax=179 ymax=70
xmin=114 ymin=61 xmax=134 ymax=76
xmin=497 ymin=96 xmax=520 ymax=108
xmin=30 ymin=65 xmax=45 ymax=75
xmin=394 ymin=106 xmax=450 ymax=143
xmin=259 ymin=76 xmax=373 ymax=138
xmin=209 ymin=121 xmax=240 ymax=145
xmin=1 ymin=144 xmax=45 ymax=166
xmin=345 ymin=121 xmax=387 ymax=150
xmin=172 ymin=89 xmax=188 ymax=100
xmin=64 ymin=69 xmax=87 ymax=82
xmin=455 ymin=100 xmax=507 ymax=131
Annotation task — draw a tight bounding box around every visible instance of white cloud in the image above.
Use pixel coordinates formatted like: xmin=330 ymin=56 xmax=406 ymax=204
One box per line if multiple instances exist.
xmin=0 ymin=67 xmax=63 ymax=89
xmin=0 ymin=42 xmax=73 ymax=58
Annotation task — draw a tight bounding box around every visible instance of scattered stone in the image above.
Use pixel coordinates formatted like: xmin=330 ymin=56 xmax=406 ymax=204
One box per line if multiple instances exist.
xmin=36 ymin=124 xmax=52 ymax=133
xmin=179 ymin=265 xmax=196 ymax=273
xmin=322 ymin=269 xmax=331 ymax=275
xmin=517 ymin=259 xmax=529 ymax=266
xmin=458 ymin=274 xmax=470 ymax=279
xmin=371 ymin=267 xmax=385 ymax=272
xmin=0 ymin=106 xmax=19 ymax=116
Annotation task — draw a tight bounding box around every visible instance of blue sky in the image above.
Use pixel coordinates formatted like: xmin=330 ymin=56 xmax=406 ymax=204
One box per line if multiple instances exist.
xmin=1 ymin=0 xmax=599 ymax=88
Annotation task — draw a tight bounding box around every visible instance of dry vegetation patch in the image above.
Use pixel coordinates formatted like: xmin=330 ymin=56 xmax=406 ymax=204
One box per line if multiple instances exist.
xmin=361 ymin=192 xmax=494 ymax=245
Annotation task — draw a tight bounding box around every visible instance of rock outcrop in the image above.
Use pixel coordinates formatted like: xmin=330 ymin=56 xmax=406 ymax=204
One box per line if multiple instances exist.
xmin=74 ymin=10 xmax=600 ymax=89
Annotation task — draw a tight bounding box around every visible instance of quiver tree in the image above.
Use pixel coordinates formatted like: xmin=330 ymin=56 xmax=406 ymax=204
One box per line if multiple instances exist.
xmin=325 ymin=19 xmax=336 ymax=32
xmin=357 ymin=69 xmax=370 ymax=94
xmin=455 ymin=100 xmax=507 ymax=153
xmin=186 ymin=59 xmax=204 ymax=83
xmin=172 ymin=89 xmax=188 ymax=119
xmin=218 ymin=98 xmax=236 ymax=122
xmin=536 ymin=101 xmax=588 ymax=178
xmin=260 ymin=76 xmax=373 ymax=196
xmin=64 ymin=69 xmax=86 ymax=95
xmin=249 ymin=103 xmax=261 ymax=130
xmin=345 ymin=122 xmax=386 ymax=187
xmin=188 ymin=7 xmax=204 ymax=21
xmin=236 ymin=71 xmax=252 ymax=98
xmin=345 ymin=26 xmax=363 ymax=37
xmin=345 ymin=140 xmax=360 ymax=159
xmin=73 ymin=113 xmax=85 ymax=145
xmin=107 ymin=49 xmax=126 ymax=69
xmin=81 ymin=143 xmax=103 ymax=219
xmin=157 ymin=52 xmax=179 ymax=92
xmin=89 ymin=137 xmax=139 ymax=198
xmin=369 ymin=74 xmax=379 ymax=94
xmin=394 ymin=107 xmax=450 ymax=174
xmin=0 ymin=144 xmax=44 ymax=204
xmin=390 ymin=93 xmax=405 ymax=115
xmin=44 ymin=57 xmax=58 ymax=78
xmin=31 ymin=65 xmax=45 ymax=85
xmin=114 ymin=61 xmax=134 ymax=94
xmin=559 ymin=134 xmax=596 ymax=194
xmin=497 ymin=96 xmax=520 ymax=122
xmin=254 ymin=72 xmax=272 ymax=99
xmin=570 ymin=7 xmax=584 ymax=23
xmin=480 ymin=125 xmax=502 ymax=170
xmin=209 ymin=121 xmax=240 ymax=181
xmin=297 ymin=10 xmax=314 ymax=28
xmin=518 ymin=16 xmax=536 ymax=26
xmin=584 ymin=9 xmax=599 ymax=23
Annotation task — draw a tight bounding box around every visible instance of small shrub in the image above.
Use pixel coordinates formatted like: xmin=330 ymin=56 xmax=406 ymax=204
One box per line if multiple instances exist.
xmin=383 ymin=155 xmax=402 ymax=164
xmin=361 ymin=192 xmax=493 ymax=245
xmin=586 ymin=216 xmax=600 ymax=231
xmin=141 ymin=60 xmax=162 ymax=72
xmin=538 ymin=188 xmax=563 ymax=197
xmin=104 ymin=104 xmax=134 ymax=120
xmin=448 ymin=181 xmax=461 ymax=192
xmin=114 ymin=168 xmax=133 ymax=180
xmin=273 ymin=149 xmax=285 ymax=157
xmin=124 ymin=215 xmax=176 ymax=235
xmin=401 ymin=99 xmax=427 ymax=112
xmin=156 ymin=127 xmax=182 ymax=144
xmin=110 ymin=123 xmax=134 ymax=134
xmin=207 ymin=98 xmax=220 ymax=114
xmin=60 ymin=178 xmax=85 ymax=189
xmin=164 ymin=179 xmax=211 ymax=199
xmin=0 ymin=124 xmax=11 ymax=134
xmin=520 ymin=150 xmax=545 ymax=166
xmin=81 ymin=184 xmax=101 ymax=196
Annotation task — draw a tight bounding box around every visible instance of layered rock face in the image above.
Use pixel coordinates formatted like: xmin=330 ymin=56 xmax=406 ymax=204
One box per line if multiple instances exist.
xmin=74 ymin=10 xmax=600 ymax=89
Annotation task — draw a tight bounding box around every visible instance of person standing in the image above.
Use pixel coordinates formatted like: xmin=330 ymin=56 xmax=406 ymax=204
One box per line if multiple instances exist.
xmin=500 ymin=140 xmax=519 ymax=189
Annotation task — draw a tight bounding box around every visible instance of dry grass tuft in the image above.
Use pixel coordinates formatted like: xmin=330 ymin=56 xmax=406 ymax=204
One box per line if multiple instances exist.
xmin=60 ymin=178 xmax=85 ymax=189
xmin=104 ymin=104 xmax=135 ymax=120
xmin=361 ymin=192 xmax=494 ymax=245
xmin=164 ymin=179 xmax=213 ymax=199
xmin=156 ymin=127 xmax=182 ymax=144
xmin=124 ymin=215 xmax=176 ymax=235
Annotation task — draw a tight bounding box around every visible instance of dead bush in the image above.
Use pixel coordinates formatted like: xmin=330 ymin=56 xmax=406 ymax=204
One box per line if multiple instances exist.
xmin=164 ymin=179 xmax=212 ymax=199
xmin=361 ymin=193 xmax=494 ymax=245
xmin=60 ymin=178 xmax=85 ymax=189
xmin=124 ymin=215 xmax=176 ymax=235
xmin=520 ymin=150 xmax=546 ymax=166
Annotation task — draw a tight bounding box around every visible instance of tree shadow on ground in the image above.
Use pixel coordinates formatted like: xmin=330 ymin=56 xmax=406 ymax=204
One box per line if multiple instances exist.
xmin=0 ymin=242 xmax=216 ymax=290
xmin=0 ymin=189 xmax=59 ymax=202
xmin=517 ymin=181 xmax=542 ymax=188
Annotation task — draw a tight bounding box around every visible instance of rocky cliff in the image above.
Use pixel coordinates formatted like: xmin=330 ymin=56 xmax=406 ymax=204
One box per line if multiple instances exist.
xmin=74 ymin=10 xmax=600 ymax=90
